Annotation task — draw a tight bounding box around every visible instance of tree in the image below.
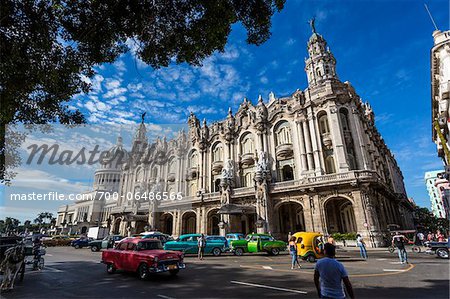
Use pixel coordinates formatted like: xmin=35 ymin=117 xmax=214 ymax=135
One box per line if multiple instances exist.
xmin=413 ymin=206 xmax=450 ymax=234
xmin=0 ymin=0 xmax=285 ymax=183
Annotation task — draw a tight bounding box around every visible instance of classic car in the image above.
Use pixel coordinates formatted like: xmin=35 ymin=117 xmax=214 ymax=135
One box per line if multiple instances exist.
xmin=71 ymin=237 xmax=93 ymax=249
xmin=163 ymin=234 xmax=228 ymax=256
xmin=426 ymin=240 xmax=449 ymax=259
xmin=226 ymin=233 xmax=245 ymax=242
xmin=230 ymin=233 xmax=287 ymax=256
xmin=292 ymin=232 xmax=325 ymax=262
xmin=89 ymin=235 xmax=123 ymax=252
xmin=43 ymin=235 xmax=73 ymax=247
xmin=141 ymin=232 xmax=173 ymax=245
xmin=101 ymin=238 xmax=185 ymax=279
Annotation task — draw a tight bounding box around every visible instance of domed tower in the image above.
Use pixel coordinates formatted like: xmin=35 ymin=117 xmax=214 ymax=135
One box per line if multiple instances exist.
xmin=304 ymin=18 xmax=338 ymax=87
xmin=93 ymin=136 xmax=129 ymax=192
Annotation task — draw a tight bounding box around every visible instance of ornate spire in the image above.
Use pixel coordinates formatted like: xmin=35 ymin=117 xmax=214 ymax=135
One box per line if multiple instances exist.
xmin=304 ymin=22 xmax=338 ymax=87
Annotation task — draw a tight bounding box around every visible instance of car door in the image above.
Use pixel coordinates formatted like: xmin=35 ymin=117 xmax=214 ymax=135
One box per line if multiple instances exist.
xmin=114 ymin=242 xmax=128 ymax=270
xmin=186 ymin=236 xmax=199 ymax=254
xmin=248 ymin=235 xmax=260 ymax=253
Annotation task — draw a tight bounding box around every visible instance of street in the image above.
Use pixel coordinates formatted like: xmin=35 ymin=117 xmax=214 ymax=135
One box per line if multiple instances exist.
xmin=3 ymin=247 xmax=449 ymax=299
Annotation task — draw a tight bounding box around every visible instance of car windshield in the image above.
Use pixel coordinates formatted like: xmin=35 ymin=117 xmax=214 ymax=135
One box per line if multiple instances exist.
xmin=137 ymin=241 xmax=163 ymax=250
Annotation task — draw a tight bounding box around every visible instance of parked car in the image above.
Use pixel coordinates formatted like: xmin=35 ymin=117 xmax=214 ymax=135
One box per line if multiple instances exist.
xmin=71 ymin=237 xmax=93 ymax=249
xmin=426 ymin=241 xmax=449 ymax=259
xmin=164 ymin=234 xmax=228 ymax=256
xmin=101 ymin=238 xmax=185 ymax=279
xmin=226 ymin=233 xmax=245 ymax=243
xmin=292 ymin=232 xmax=325 ymax=262
xmin=89 ymin=235 xmax=123 ymax=252
xmin=43 ymin=235 xmax=73 ymax=247
xmin=141 ymin=232 xmax=173 ymax=245
xmin=230 ymin=233 xmax=286 ymax=256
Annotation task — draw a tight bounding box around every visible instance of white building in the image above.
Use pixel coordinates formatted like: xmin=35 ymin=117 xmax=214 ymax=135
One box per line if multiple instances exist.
xmin=57 ymin=25 xmax=414 ymax=246
xmin=431 ymin=29 xmax=450 ymax=170
xmin=424 ymin=170 xmax=450 ymax=219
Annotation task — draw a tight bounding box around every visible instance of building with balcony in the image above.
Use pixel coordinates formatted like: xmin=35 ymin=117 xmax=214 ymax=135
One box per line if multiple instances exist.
xmin=424 ymin=170 xmax=450 ymax=219
xmin=104 ymin=25 xmax=414 ymax=247
xmin=431 ymin=29 xmax=450 ymax=173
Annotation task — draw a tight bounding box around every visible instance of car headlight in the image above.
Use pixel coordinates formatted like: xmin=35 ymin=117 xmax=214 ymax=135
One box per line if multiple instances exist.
xmin=154 ymin=257 xmax=159 ymax=263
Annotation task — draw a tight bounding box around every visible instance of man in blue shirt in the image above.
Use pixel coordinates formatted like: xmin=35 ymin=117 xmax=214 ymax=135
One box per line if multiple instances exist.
xmin=314 ymin=243 xmax=355 ymax=299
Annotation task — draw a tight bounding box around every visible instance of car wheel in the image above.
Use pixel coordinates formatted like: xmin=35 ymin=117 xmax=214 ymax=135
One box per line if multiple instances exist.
xmin=91 ymin=246 xmax=99 ymax=252
xmin=212 ymin=248 xmax=222 ymax=257
xmin=388 ymin=246 xmax=395 ymax=254
xmin=169 ymin=269 xmax=179 ymax=276
xmin=235 ymin=248 xmax=244 ymax=256
xmin=436 ymin=248 xmax=449 ymax=259
xmin=138 ymin=263 xmax=149 ymax=280
xmin=106 ymin=263 xmax=116 ymax=274
xmin=306 ymin=255 xmax=316 ymax=263
xmin=412 ymin=246 xmax=421 ymax=253
xmin=270 ymin=248 xmax=280 ymax=256
xmin=74 ymin=244 xmax=80 ymax=249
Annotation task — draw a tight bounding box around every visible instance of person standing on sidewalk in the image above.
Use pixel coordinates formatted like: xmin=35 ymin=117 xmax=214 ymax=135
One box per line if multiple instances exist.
xmin=392 ymin=232 xmax=408 ymax=264
xmin=356 ymin=234 xmax=368 ymax=260
xmin=314 ymin=243 xmax=355 ymax=299
xmin=288 ymin=236 xmax=301 ymax=269
xmin=197 ymin=234 xmax=206 ymax=260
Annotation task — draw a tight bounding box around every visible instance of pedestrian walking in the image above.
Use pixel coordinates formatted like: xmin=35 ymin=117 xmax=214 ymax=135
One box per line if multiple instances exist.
xmin=288 ymin=236 xmax=301 ymax=269
xmin=327 ymin=235 xmax=336 ymax=246
xmin=417 ymin=232 xmax=424 ymax=246
xmin=356 ymin=234 xmax=368 ymax=260
xmin=197 ymin=234 xmax=206 ymax=260
xmin=392 ymin=232 xmax=408 ymax=264
xmin=314 ymin=243 xmax=355 ymax=299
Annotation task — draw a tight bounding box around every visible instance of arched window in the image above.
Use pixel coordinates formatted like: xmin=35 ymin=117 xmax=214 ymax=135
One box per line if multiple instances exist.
xmin=316 ymin=67 xmax=321 ymax=77
xmin=325 ymin=156 xmax=336 ymax=174
xmin=275 ymin=121 xmax=292 ymax=146
xmin=241 ymin=172 xmax=253 ymax=187
xmin=189 ymin=151 xmax=198 ymax=168
xmin=318 ymin=113 xmax=330 ymax=135
xmin=168 ymin=158 xmax=176 ymax=173
xmin=281 ymin=165 xmax=294 ymax=181
xmin=339 ymin=108 xmax=350 ymax=132
xmin=241 ymin=133 xmax=254 ymax=154
xmin=212 ymin=143 xmax=223 ymax=162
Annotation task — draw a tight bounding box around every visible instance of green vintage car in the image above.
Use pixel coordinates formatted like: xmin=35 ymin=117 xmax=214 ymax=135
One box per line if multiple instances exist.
xmin=230 ymin=233 xmax=286 ymax=256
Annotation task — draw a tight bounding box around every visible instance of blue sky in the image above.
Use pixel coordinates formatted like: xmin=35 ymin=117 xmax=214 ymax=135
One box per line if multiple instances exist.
xmin=1 ymin=0 xmax=449 ymax=221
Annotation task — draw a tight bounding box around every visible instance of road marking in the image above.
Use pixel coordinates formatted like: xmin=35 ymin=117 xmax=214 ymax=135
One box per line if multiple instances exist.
xmin=389 ymin=262 xmax=403 ymax=264
xmin=157 ymin=295 xmax=175 ymax=299
xmin=376 ymin=258 xmax=387 ymax=261
xmin=383 ymin=269 xmax=407 ymax=272
xmin=46 ymin=254 xmax=53 ymax=257
xmin=231 ymin=281 xmax=307 ymax=294
xmin=262 ymin=266 xmax=273 ymax=270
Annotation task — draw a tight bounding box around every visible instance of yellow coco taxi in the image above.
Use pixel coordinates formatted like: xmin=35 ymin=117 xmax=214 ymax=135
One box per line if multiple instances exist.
xmin=292 ymin=232 xmax=325 ymax=262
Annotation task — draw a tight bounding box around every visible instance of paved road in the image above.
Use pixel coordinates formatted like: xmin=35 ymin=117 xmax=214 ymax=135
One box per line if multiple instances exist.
xmin=2 ymin=247 xmax=449 ymax=298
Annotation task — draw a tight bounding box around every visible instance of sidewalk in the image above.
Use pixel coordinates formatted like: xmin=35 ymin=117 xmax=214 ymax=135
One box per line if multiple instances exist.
xmin=337 ymin=246 xmax=389 ymax=251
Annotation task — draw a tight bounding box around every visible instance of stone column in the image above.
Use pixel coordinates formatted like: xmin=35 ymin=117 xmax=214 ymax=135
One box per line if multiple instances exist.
xmin=350 ymin=109 xmax=369 ymax=169
xmin=303 ymin=120 xmax=314 ymax=171
xmin=328 ymin=106 xmax=349 ymax=172
xmin=196 ymin=207 xmax=202 ymax=233
xmin=307 ymin=110 xmax=322 ymax=174
xmin=297 ymin=121 xmax=308 ymax=175
xmin=291 ymin=121 xmax=303 ymax=179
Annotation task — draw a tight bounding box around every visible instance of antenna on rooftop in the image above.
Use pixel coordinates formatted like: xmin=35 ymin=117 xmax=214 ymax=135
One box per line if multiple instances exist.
xmin=424 ymin=3 xmax=439 ymax=31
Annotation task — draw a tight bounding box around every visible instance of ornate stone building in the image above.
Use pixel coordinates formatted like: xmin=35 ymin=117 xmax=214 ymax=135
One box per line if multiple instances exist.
xmin=106 ymin=26 xmax=414 ymax=247
xmin=57 ymin=26 xmax=414 ymax=246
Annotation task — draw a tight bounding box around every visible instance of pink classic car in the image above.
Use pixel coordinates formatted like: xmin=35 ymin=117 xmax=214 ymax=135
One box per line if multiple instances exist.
xmin=101 ymin=238 xmax=185 ymax=279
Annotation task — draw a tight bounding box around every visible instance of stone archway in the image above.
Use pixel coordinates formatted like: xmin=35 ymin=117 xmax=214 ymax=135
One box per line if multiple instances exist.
xmin=159 ymin=213 xmax=173 ymax=235
xmin=207 ymin=209 xmax=220 ymax=235
xmin=181 ymin=211 xmax=197 ymax=234
xmin=276 ymin=201 xmax=305 ymax=238
xmin=324 ymin=197 xmax=357 ymax=234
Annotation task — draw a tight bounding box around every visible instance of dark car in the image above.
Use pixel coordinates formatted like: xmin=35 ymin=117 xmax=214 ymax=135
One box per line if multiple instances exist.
xmin=426 ymin=241 xmax=449 ymax=259
xmin=89 ymin=235 xmax=123 ymax=252
xmin=71 ymin=237 xmax=93 ymax=249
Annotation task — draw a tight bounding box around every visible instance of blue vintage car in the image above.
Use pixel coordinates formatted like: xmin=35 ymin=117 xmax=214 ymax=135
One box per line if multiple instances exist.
xmin=163 ymin=234 xmax=228 ymax=256
xmin=71 ymin=237 xmax=93 ymax=249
